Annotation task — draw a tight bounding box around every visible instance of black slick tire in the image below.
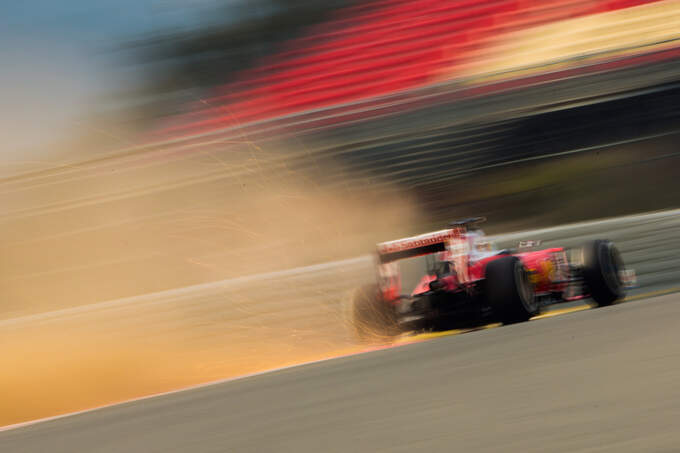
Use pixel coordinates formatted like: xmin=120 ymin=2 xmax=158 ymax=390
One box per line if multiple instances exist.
xmin=581 ymin=239 xmax=625 ymax=307
xmin=486 ymin=256 xmax=539 ymax=324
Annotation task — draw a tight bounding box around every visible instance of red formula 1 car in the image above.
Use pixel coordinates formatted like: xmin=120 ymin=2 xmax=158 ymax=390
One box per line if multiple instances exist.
xmin=351 ymin=218 xmax=635 ymax=339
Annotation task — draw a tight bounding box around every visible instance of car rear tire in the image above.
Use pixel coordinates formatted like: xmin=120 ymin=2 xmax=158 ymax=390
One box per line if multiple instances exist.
xmin=581 ymin=240 xmax=625 ymax=306
xmin=351 ymin=284 xmax=401 ymax=341
xmin=486 ymin=256 xmax=539 ymax=324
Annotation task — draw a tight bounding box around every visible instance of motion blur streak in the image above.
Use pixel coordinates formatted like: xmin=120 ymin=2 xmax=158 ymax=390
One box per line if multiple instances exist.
xmin=464 ymin=0 xmax=680 ymax=80
xmin=2 ymin=208 xmax=679 ymax=426
xmin=153 ymin=0 xmax=672 ymax=137
xmin=0 ymin=157 xmax=422 ymax=318
xmin=0 ymin=155 xmax=423 ymax=426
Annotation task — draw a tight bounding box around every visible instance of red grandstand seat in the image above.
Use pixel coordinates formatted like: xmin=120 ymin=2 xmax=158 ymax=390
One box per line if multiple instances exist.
xmin=155 ymin=0 xmax=668 ymax=139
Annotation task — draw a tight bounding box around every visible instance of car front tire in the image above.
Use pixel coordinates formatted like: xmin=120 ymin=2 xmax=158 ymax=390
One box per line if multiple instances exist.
xmin=581 ymin=239 xmax=625 ymax=306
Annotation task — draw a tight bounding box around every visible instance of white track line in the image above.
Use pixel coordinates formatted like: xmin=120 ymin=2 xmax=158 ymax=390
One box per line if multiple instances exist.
xmin=0 ymin=255 xmax=372 ymax=327
xmin=3 ymin=208 xmax=679 ymax=327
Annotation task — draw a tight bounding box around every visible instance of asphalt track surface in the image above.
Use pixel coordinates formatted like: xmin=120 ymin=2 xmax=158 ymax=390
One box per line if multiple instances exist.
xmin=2 ymin=292 xmax=679 ymax=453
xmin=2 ymin=209 xmax=679 ymax=452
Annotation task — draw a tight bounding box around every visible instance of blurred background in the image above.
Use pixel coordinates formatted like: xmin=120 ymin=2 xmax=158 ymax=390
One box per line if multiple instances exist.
xmin=2 ymin=0 xmax=680 ymax=426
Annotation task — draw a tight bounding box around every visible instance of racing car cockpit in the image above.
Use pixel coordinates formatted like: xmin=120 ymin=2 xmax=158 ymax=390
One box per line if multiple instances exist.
xmin=466 ymin=230 xmax=501 ymax=262
xmin=426 ymin=227 xmax=501 ymax=276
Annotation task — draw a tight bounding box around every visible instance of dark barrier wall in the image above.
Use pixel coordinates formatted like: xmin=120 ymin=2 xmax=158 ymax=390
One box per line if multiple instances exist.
xmin=287 ymin=59 xmax=680 ymax=230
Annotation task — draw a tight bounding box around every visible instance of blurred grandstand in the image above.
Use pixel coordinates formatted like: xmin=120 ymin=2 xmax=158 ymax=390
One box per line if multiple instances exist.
xmin=152 ymin=0 xmax=679 ymax=135
xmin=145 ymin=0 xmax=680 ymax=223
xmin=7 ymin=0 xmax=680 ymax=232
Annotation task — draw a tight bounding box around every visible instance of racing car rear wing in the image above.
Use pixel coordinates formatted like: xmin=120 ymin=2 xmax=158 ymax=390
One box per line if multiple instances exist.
xmin=376 ymin=228 xmax=464 ymax=263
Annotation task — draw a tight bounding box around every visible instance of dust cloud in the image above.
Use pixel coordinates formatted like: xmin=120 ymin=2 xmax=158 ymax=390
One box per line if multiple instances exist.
xmin=0 ymin=137 xmax=424 ymax=426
